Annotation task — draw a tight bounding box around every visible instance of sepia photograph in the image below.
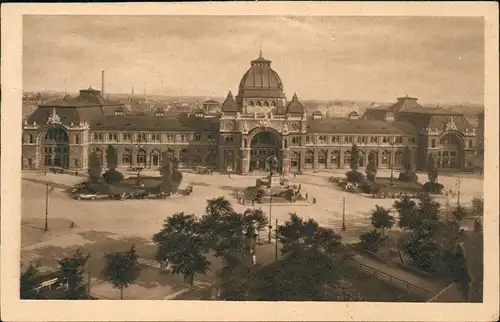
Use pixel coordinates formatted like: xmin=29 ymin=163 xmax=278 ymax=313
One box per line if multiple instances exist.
xmin=1 ymin=2 xmax=498 ymax=321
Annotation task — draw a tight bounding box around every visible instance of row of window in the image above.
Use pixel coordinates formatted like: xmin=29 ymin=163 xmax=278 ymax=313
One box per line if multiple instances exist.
xmin=430 ymin=137 xmax=474 ymax=149
xmin=92 ymin=148 xmax=218 ymax=166
xmin=44 ymin=146 xmax=68 ymax=154
xmin=289 ymin=150 xmax=404 ymax=166
xmin=303 ymin=135 xmax=412 ymax=145
xmin=91 ymin=132 xmax=213 ymax=143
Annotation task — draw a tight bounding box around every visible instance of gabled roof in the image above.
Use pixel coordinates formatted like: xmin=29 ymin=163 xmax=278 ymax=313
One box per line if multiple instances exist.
xmin=286 ymin=93 xmax=305 ymax=115
xmin=221 ymin=91 xmax=238 ymax=112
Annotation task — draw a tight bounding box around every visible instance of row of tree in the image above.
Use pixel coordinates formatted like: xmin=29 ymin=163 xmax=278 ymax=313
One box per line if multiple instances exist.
xmin=359 ymin=193 xmax=483 ymax=293
xmin=21 ymin=246 xmax=140 ymax=300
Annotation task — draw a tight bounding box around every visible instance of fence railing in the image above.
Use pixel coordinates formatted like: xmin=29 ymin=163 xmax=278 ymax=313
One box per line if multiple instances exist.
xmin=342 ymin=259 xmax=431 ymax=299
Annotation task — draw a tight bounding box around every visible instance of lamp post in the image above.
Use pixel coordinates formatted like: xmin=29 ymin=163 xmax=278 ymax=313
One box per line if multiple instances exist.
xmin=341 ymin=196 xmax=346 ymax=231
xmin=266 ymin=155 xmax=278 ymax=244
xmin=44 ymin=181 xmax=52 ymax=232
xmin=389 ymin=137 xmax=396 ymax=185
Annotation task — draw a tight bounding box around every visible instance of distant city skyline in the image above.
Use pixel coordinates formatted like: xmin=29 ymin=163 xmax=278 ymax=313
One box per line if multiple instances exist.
xmin=23 ymin=16 xmax=484 ymax=105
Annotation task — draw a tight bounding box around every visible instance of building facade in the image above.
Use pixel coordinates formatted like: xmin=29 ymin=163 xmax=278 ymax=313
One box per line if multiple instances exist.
xmin=22 ymin=53 xmax=476 ymax=174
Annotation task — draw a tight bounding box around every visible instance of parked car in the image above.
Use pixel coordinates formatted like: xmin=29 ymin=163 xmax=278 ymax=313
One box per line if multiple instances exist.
xmin=131 ymin=191 xmax=149 ymax=199
xmin=75 ymin=193 xmax=99 ymax=200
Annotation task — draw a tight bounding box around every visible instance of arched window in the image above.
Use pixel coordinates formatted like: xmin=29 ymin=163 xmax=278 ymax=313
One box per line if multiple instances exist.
xmin=263 ymin=101 xmax=269 ymax=107
xmin=330 ymin=150 xmax=340 ymax=167
xmin=344 ymin=151 xmax=351 ymax=166
xmin=256 ymin=101 xmax=262 ymax=107
xmin=136 ymin=148 xmax=146 ymax=165
xmin=395 ymin=150 xmax=403 ymax=165
xmin=305 ymin=150 xmax=314 ymax=164
xmin=284 ymin=139 xmax=288 ymax=149
xmin=122 ymin=148 xmax=131 ymax=165
xmin=248 ymin=101 xmax=255 ymax=107
xmin=179 ymin=149 xmax=188 ymax=164
xmin=381 ymin=151 xmax=389 ymax=165
xmin=291 ymin=152 xmax=299 ymax=168
xmin=318 ymin=150 xmax=327 ymax=165
xmin=271 ymin=101 xmax=277 ymax=107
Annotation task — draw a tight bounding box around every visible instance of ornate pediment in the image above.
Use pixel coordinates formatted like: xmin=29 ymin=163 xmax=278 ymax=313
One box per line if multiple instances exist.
xmin=259 ymin=119 xmax=272 ymax=129
xmin=47 ymin=108 xmax=62 ymax=125
xmin=445 ymin=117 xmax=458 ymax=131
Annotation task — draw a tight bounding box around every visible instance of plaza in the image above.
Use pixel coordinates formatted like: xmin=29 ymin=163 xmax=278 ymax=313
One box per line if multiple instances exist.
xmin=21 ymin=167 xmax=483 ymax=298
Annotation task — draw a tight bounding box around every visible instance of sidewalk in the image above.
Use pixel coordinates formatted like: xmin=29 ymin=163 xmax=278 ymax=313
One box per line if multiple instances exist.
xmin=350 ymin=253 xmax=446 ymax=295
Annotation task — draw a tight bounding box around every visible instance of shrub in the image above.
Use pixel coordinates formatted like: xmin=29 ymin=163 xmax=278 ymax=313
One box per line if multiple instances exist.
xmin=422 ymin=182 xmax=444 ymax=194
xmin=398 ymin=172 xmax=418 ymax=182
xmin=359 ymin=230 xmax=385 ymax=253
xmin=102 ymin=169 xmax=124 ymax=184
xmin=359 ymin=182 xmax=380 ymax=194
xmin=345 ymin=171 xmax=365 ymax=184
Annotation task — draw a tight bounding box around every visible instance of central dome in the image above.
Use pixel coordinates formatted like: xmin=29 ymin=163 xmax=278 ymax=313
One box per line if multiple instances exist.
xmin=237 ymin=52 xmax=285 ymax=99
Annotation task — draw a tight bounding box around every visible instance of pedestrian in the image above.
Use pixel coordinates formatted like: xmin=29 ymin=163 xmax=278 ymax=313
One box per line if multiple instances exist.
xmin=305 ymin=192 xmax=308 ymax=200
xmin=299 ymin=184 xmax=301 ymax=190
xmin=251 ymin=250 xmax=257 ymax=265
xmin=312 ymin=197 xmax=316 ymax=204
xmin=228 ymin=172 xmax=231 ymax=178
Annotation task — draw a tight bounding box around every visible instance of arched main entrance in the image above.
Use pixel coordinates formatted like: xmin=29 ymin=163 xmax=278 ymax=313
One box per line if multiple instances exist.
xmin=41 ymin=126 xmax=69 ymax=168
xmin=437 ymin=132 xmax=464 ymax=169
xmin=249 ymin=130 xmax=282 ymax=172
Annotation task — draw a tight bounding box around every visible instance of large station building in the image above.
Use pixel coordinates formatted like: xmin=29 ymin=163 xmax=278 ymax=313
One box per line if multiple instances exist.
xmin=22 ymin=53 xmax=477 ymax=174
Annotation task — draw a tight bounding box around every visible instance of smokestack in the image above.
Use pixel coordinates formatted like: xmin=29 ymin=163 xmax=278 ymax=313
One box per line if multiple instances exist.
xmin=101 ymin=69 xmax=105 ymax=98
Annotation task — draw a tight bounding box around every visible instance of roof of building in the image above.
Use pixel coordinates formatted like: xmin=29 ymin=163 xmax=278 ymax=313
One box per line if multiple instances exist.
xmin=237 ymin=53 xmax=284 ymax=99
xmin=307 ymin=119 xmax=417 ymax=135
xmin=89 ymin=113 xmax=219 ymax=132
xmin=203 ymin=99 xmax=220 ymax=105
xmin=221 ymin=91 xmax=239 ymax=112
xmin=427 ymin=115 xmax=474 ymax=132
xmin=40 ymin=89 xmax=122 ymax=108
xmin=285 ymin=93 xmax=305 ymax=115
xmin=25 ymin=105 xmax=108 ymax=126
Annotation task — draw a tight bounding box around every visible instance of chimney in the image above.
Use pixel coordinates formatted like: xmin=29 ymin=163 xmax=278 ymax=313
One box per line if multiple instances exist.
xmin=101 ymin=69 xmax=105 ymax=98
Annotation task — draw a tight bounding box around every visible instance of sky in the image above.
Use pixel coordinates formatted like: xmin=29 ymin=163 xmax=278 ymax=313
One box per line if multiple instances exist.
xmin=23 ymin=15 xmax=484 ymax=104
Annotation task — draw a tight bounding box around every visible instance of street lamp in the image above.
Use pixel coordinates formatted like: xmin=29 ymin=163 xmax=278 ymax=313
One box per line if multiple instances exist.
xmin=266 ymin=155 xmax=278 ymax=244
xmin=389 ymin=137 xmax=397 ymax=185
xmin=44 ymin=180 xmax=52 ymax=232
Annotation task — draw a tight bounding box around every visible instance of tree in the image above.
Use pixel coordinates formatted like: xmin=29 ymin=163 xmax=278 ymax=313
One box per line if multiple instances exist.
xmin=402 ymin=146 xmax=414 ymax=173
xmin=471 ymin=197 xmax=484 ymax=216
xmin=452 ymin=204 xmax=467 ymax=222
xmin=417 ymin=193 xmax=441 ymax=223
xmin=359 ymin=230 xmax=384 ymax=252
xmin=365 ymin=159 xmax=377 ymax=182
xmin=20 ymin=263 xmax=42 ymax=299
xmin=57 ymin=249 xmax=90 ymax=299
xmin=370 ymin=205 xmax=395 ymax=236
xmin=427 ymin=154 xmax=438 ymax=184
xmin=102 ymin=245 xmax=141 ymax=299
xmin=105 ymin=144 xmax=118 ymax=170
xmin=152 ymin=213 xmax=210 ymax=286
xmin=394 ymin=195 xmax=418 ymax=229
xmin=158 ymin=156 xmax=183 ymax=194
xmin=350 ymin=144 xmax=360 ymax=171
xmin=277 ymin=213 xmax=342 ymax=258
xmin=88 ymin=151 xmax=102 ymax=183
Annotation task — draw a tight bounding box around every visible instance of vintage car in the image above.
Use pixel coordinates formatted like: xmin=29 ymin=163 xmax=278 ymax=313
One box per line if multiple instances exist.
xmin=75 ymin=193 xmax=100 ymax=200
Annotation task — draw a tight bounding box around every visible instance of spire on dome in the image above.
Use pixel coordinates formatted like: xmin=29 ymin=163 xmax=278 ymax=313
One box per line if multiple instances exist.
xmin=292 ymin=93 xmax=298 ymax=100
xmin=227 ymin=90 xmax=233 ymax=98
